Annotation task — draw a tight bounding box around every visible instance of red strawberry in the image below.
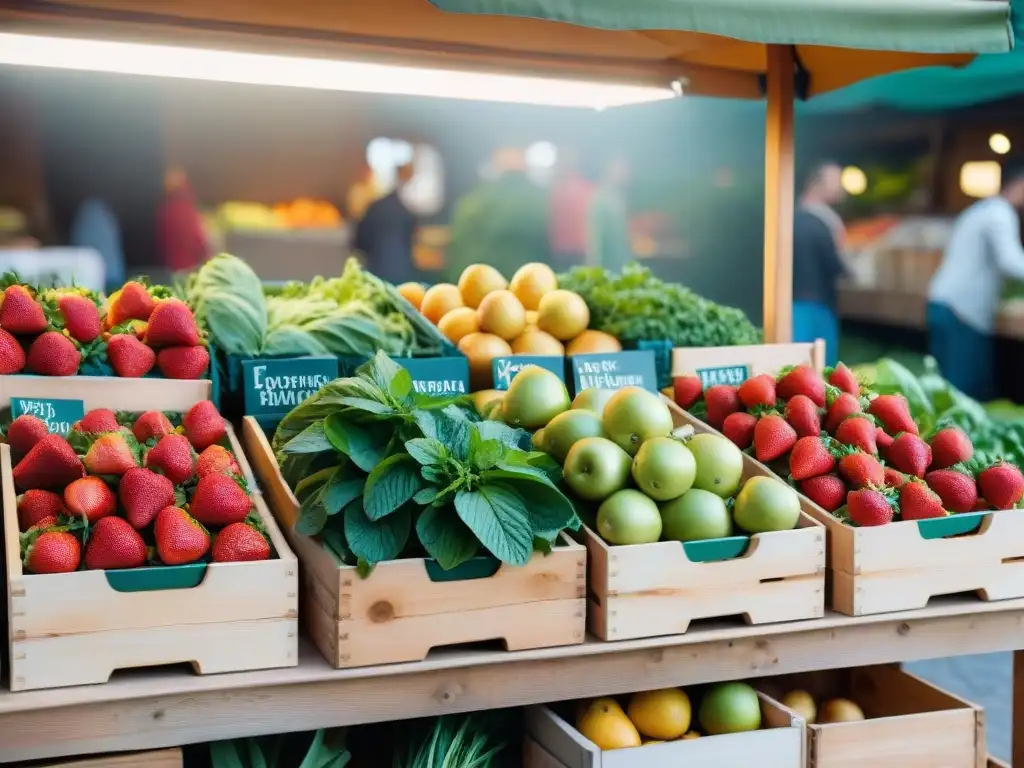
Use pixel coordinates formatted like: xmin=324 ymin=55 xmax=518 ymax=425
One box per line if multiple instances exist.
xmin=929 ymin=427 xmax=973 ymax=470
xmin=834 ymin=415 xmax=877 ymax=455
xmin=0 ymin=328 xmax=25 ymax=373
xmin=17 ymin=489 xmax=65 ymax=531
xmin=737 ymin=374 xmax=776 ymax=410
xmin=105 ymin=281 xmax=156 ymax=328
xmin=119 ymin=466 xmax=176 ymax=529
xmin=189 ymin=473 xmax=252 ymax=526
xmin=26 ymin=514 xmax=58 ymax=533
xmin=900 ymin=480 xmax=947 ymax=520
xmin=754 ymin=413 xmax=798 ymax=463
xmin=875 ymin=427 xmax=894 ymax=452
xmin=212 ymin=522 xmax=271 ymax=562
xmin=883 ymin=467 xmax=908 ymax=489
xmin=973 ymin=497 xmax=990 ymax=512
xmin=704 ymin=385 xmax=741 ymax=429
xmin=777 ymin=365 xmax=826 ymax=407
xmin=783 ymin=395 xmax=820 ymax=438
xmin=144 ymin=298 xmax=200 ymax=348
xmin=155 ymin=506 xmax=210 ymax=565
xmin=84 ymin=516 xmax=147 ymax=570
xmin=63 ymin=476 xmax=116 ymax=522
xmin=107 ymin=334 xmax=155 ymax=378
xmin=132 ymin=411 xmax=175 ymax=443
xmin=157 ymin=345 xmax=209 ymax=380
xmin=83 ymin=431 xmax=139 ymax=475
xmin=789 ymin=435 xmax=836 ymax=481
xmin=0 ymin=285 xmax=46 ymax=335
xmin=673 ymin=374 xmax=703 ymax=410
xmin=887 ymin=433 xmax=932 ymax=478
xmin=58 ymin=294 xmax=101 ymax=343
xmin=24 ymin=530 xmax=81 ymax=573
xmin=722 ymin=411 xmax=757 ymax=449
xmin=868 ymin=394 xmax=918 ymax=436
xmin=826 ymin=363 xmax=860 ymax=397
xmin=977 ymin=461 xmax=1024 ymax=510
xmin=145 ymin=433 xmax=196 ymax=485
xmin=824 ymin=392 xmax=861 ymax=434
xmin=13 ymin=435 xmax=85 ymax=490
xmin=183 ymin=400 xmax=226 ymax=451
xmin=799 ymin=474 xmax=847 ymax=512
xmin=925 ymin=468 xmax=978 ymax=513
xmin=838 ymin=451 xmax=885 ymax=489
xmin=74 ymin=408 xmax=119 ymax=434
xmin=26 ymin=332 xmax=81 ymax=376
xmin=196 ymin=444 xmax=242 ymax=478
xmin=847 ymin=488 xmax=896 ymax=527
xmin=7 ymin=414 xmax=49 ymax=459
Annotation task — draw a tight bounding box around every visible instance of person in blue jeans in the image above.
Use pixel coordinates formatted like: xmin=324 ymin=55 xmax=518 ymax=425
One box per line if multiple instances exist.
xmin=929 ymin=159 xmax=1024 ymax=401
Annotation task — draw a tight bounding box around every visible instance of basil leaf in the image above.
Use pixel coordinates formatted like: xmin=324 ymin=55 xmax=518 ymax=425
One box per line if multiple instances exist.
xmin=413 ymin=486 xmax=441 ymax=505
xmin=389 ymin=367 xmax=413 ymax=402
xmin=421 ymin=465 xmax=450 ymax=485
xmin=321 ymin=523 xmax=354 ymax=565
xmin=405 ymin=437 xmax=448 ymax=467
xmin=344 ymin=500 xmax=411 ymax=565
xmin=295 ymin=487 xmax=328 ymax=535
xmin=282 ymin=421 xmax=333 ymax=454
xmin=454 ymin=485 xmax=533 ymax=566
xmin=363 ymin=454 xmax=424 ymax=521
xmin=494 ymin=452 xmax=561 ymax=484
xmin=481 ymin=469 xmax=577 ymax=533
xmin=360 ymin=351 xmax=405 ymax=395
xmin=469 ymin=434 xmax=505 ymax=471
xmin=293 ymin=465 xmax=335 ymax=502
xmin=337 ymin=397 xmax=395 ymax=415
xmin=474 ymin=420 xmax=531 ymax=450
xmin=322 ymin=470 xmax=365 ymax=516
xmin=324 ymin=412 xmax=391 ymax=472
xmin=417 ymin=505 xmax=480 ymax=570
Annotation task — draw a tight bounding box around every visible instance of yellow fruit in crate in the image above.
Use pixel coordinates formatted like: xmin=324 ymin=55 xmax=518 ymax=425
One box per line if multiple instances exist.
xmin=525 ymin=310 xmax=539 ymax=328
xmin=438 ymin=306 xmax=479 ymax=344
xmin=511 ymin=328 xmax=565 ymax=356
xmin=537 ymin=290 xmax=590 ymax=341
xmin=577 ymin=697 xmax=625 ymax=721
xmin=627 ymin=688 xmax=692 ymax=741
xmin=818 ymin=698 xmax=865 ymax=723
xmin=577 ymin=700 xmax=641 ymax=751
xmin=566 ymin=330 xmax=622 ymax=356
xmin=642 ymin=740 xmax=664 ymax=746
xmin=396 ymin=282 xmax=426 ymax=310
xmin=458 ymin=332 xmax=512 ymax=390
xmin=682 ymin=731 xmax=702 ymax=740
xmin=477 ymin=290 xmax=526 ymax=340
xmin=421 ymin=284 xmax=464 ymax=324
xmin=781 ymin=690 xmax=817 ymax=723
xmin=510 ymin=262 xmax=557 ymax=310
xmin=471 ymin=389 xmax=504 ymax=417
xmin=459 ymin=264 xmax=507 ymax=308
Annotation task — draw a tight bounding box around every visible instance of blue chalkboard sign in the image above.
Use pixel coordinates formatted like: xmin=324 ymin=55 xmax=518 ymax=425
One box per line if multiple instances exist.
xmin=491 ymin=356 xmax=567 ymax=391
xmin=394 ymin=356 xmax=470 ymax=397
xmin=569 ymin=350 xmax=658 ymax=395
xmin=242 ymin=357 xmax=338 ymax=417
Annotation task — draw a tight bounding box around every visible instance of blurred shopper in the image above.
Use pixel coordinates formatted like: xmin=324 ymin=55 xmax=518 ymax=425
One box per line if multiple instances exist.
xmin=70 ymin=198 xmax=125 ymax=289
xmin=587 ymin=156 xmax=633 ymax=272
xmin=928 ymin=159 xmax=1024 ymax=400
xmin=548 ymin=149 xmax=595 ymax=271
xmin=157 ymin=168 xmax=210 ymax=273
xmin=793 ymin=161 xmax=848 ymax=366
xmin=347 ymin=162 xmax=382 ymax=222
xmin=354 ymin=161 xmax=419 ymax=284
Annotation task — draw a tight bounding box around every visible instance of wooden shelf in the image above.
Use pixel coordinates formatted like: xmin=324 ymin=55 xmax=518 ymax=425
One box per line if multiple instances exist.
xmin=4 ymin=595 xmax=1024 ymax=761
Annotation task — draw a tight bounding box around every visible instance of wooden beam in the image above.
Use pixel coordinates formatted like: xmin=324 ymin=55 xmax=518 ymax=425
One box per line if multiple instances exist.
xmin=763 ymin=44 xmax=796 ymax=343
xmin=1014 ymin=649 xmax=1024 ymax=767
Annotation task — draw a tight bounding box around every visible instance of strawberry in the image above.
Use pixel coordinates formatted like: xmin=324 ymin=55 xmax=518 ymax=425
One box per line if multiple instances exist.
xmin=119 ymin=466 xmax=176 ymax=529
xmin=196 ymin=444 xmax=242 ymax=478
xmin=132 ymin=410 xmax=175 ymax=443
xmin=977 ymin=461 xmax=1024 ymax=510
xmin=74 ymin=408 xmax=119 ymax=434
xmin=753 ymin=413 xmax=798 ymax=463
xmin=789 ymin=435 xmax=836 ymax=481
xmin=722 ymin=411 xmax=757 ymax=449
xmin=824 ymin=392 xmax=861 ymax=434
xmin=0 ymin=285 xmax=46 ymax=335
xmin=24 ymin=530 xmax=80 ymax=573
xmin=868 ymin=394 xmax=918 ymax=436
xmin=838 ymin=451 xmax=885 ymax=489
xmin=887 ymin=432 xmax=932 ymax=478
xmin=157 ymin=345 xmax=209 ymax=380
xmin=783 ymin=395 xmax=820 ymax=438
xmin=25 ymin=514 xmax=58 ymax=533
xmin=57 ymin=294 xmax=101 ymax=343
xmin=777 ymin=365 xmax=826 ymax=407
xmin=145 ymin=433 xmax=196 ymax=485
xmin=875 ymin=427 xmax=894 ymax=452
xmin=26 ymin=331 xmax=81 ymax=376
xmin=826 ymin=363 xmax=859 ymax=397
xmin=847 ymin=488 xmax=896 ymax=527
xmin=84 ymin=516 xmax=147 ymax=570
xmin=63 ymin=476 xmax=116 ymax=522
xmin=155 ymin=506 xmax=210 ymax=565
xmin=105 ymin=281 xmax=156 ymax=328
xmin=925 ymin=468 xmax=978 ymax=513
xmin=834 ymin=415 xmax=877 ymax=455
xmin=7 ymin=414 xmax=49 ymax=459
xmin=900 ymin=480 xmax=947 ymax=520
xmin=973 ymin=498 xmax=990 ymax=511
xmin=799 ymin=474 xmax=847 ymax=512
xmin=673 ymin=374 xmax=703 ymax=410
xmin=183 ymin=400 xmax=226 ymax=451
xmin=144 ymin=298 xmax=200 ymax=348
xmin=929 ymin=427 xmax=973 ymax=470
xmin=0 ymin=328 xmax=25 ymax=374
xmin=737 ymin=374 xmax=776 ymax=410
xmin=83 ymin=431 xmax=139 ymax=475
xmin=17 ymin=489 xmax=65 ymax=531
xmin=704 ymin=385 xmax=741 ymax=429
xmin=212 ymin=521 xmax=271 ymax=562
xmin=189 ymin=473 xmax=252 ymax=526
xmin=883 ymin=467 xmax=908 ymax=489
xmin=13 ymin=434 xmax=84 ymax=490
xmin=107 ymin=334 xmax=155 ymax=378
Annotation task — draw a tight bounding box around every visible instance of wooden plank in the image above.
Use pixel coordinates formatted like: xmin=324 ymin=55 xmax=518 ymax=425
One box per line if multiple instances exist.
xmin=37 ymin=749 xmax=183 ymax=768
xmin=763 ymin=44 xmax=795 ymax=344
xmin=0 ymin=376 xmax=211 ymax=412
xmin=670 ymin=342 xmax=822 ymax=379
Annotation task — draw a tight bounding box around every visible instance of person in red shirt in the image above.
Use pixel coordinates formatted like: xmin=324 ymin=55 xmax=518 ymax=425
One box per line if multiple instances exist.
xmin=548 ymin=149 xmax=595 ymax=271
xmin=157 ymin=168 xmax=210 ymax=273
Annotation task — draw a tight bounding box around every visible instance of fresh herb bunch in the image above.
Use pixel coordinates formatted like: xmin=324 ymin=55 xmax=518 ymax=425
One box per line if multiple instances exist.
xmin=558 ymin=263 xmax=761 ymax=347
xmin=275 ymin=352 xmax=579 ymax=575
xmin=392 ymin=714 xmax=507 ymax=768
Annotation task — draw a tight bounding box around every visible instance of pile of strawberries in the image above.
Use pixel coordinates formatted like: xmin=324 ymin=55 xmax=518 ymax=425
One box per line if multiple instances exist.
xmin=10 ymin=401 xmax=272 ymax=574
xmin=0 ymin=278 xmax=209 ymax=379
xmin=674 ymin=363 xmax=1024 ymax=526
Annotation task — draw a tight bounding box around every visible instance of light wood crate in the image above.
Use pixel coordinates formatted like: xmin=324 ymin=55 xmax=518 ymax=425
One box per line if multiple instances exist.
xmin=523 ymin=692 xmax=803 ymax=768
xmin=761 ymin=665 xmax=985 ymax=768
xmin=671 ymin=340 xmax=825 ymax=381
xmin=34 ymin=749 xmax=183 ymax=768
xmin=3 ymin=380 xmax=298 ymax=692
xmin=0 ymin=375 xmax=212 ymax=413
xmin=242 ymin=416 xmax=586 ymax=669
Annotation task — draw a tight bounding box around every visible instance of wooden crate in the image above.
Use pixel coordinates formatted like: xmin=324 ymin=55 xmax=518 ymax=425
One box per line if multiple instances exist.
xmin=242 ymin=416 xmax=586 ymax=669
xmin=671 ymin=341 xmax=825 ymax=384
xmin=4 ymin=383 xmax=299 ymax=691
xmin=31 ymin=749 xmax=183 ymax=768
xmin=523 ymin=692 xmax=803 ymax=768
xmin=0 ymin=375 xmax=212 ymax=413
xmin=761 ymin=665 xmax=985 ymax=768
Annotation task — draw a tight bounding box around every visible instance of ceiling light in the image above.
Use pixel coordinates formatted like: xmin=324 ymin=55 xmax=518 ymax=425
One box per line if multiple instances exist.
xmin=841 ymin=166 xmax=868 ymax=196
xmin=990 ymin=133 xmax=1012 ymax=155
xmin=960 ymin=161 xmax=1001 ymax=198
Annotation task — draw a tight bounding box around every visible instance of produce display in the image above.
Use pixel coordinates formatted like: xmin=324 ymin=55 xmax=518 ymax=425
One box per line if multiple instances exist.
xmin=215 ymin=198 xmax=343 ymax=230
xmin=10 ymin=401 xmax=272 ymax=573
xmin=778 ymin=689 xmax=865 ymax=724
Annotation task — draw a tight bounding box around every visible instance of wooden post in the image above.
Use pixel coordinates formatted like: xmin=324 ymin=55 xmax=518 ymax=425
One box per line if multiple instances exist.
xmin=1014 ymin=649 xmax=1024 ymax=766
xmin=763 ymin=44 xmax=796 ymax=343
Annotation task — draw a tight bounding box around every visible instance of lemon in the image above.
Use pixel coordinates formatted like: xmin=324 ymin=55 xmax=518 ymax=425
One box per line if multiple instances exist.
xmin=627 ymin=688 xmax=692 ymax=741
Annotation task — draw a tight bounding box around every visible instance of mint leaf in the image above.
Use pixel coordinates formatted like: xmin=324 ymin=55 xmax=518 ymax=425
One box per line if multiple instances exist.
xmin=337 ymin=397 xmax=395 ymax=415
xmin=321 ymin=523 xmax=354 ymax=564
xmin=475 ymin=421 xmax=531 ymax=450
xmin=417 ymin=505 xmax=480 ymax=570
xmin=469 ymin=433 xmax=504 ymax=471
xmin=322 ymin=470 xmax=364 ymax=516
xmin=361 ymin=351 xmax=404 ymax=395
xmin=495 ymin=451 xmax=561 ymax=484
xmin=390 ymin=367 xmax=413 ymax=402
xmin=363 ymin=454 xmax=424 ymax=521
xmin=414 ymin=486 xmax=441 ymax=505
xmin=481 ymin=469 xmax=576 ymax=533
xmin=324 ymin=412 xmax=392 ymax=472
xmin=454 ymin=485 xmax=533 ymax=566
xmin=335 ymin=376 xmax=387 ymax=404
xmin=344 ymin=500 xmax=411 ymax=565
xmin=405 ymin=437 xmax=448 ymax=467
xmin=282 ymin=421 xmax=333 ymax=454
xmin=295 ymin=487 xmax=328 ymax=535
xmin=421 ymin=465 xmax=450 ymax=485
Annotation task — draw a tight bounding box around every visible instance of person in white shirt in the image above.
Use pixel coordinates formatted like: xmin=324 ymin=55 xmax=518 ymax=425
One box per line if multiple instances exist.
xmin=928 ymin=160 xmax=1024 ymax=400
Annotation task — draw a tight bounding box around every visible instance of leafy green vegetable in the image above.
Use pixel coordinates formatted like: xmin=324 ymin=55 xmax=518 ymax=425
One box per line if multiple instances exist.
xmin=392 ymin=714 xmax=506 ymax=768
xmin=185 ymin=253 xmax=268 ymax=357
xmin=210 ymin=728 xmax=350 ymax=768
